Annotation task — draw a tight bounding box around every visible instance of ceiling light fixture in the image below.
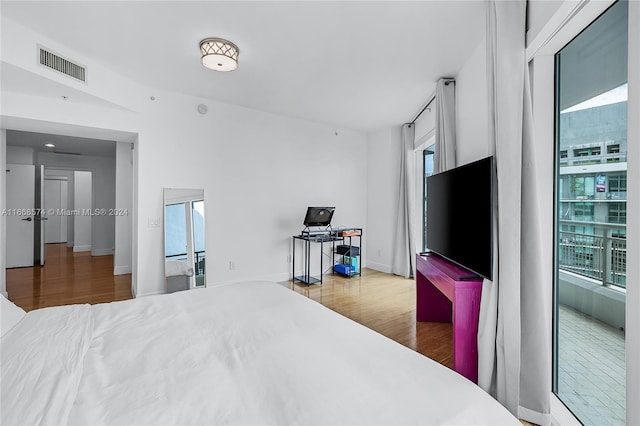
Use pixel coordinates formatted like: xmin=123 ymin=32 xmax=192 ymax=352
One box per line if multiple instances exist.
xmin=199 ymin=38 xmax=239 ymax=72
xmin=44 ymin=143 xmax=56 ymax=148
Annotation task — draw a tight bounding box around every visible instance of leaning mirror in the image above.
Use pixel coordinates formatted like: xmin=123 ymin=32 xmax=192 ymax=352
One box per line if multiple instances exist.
xmin=164 ymin=188 xmax=205 ymax=292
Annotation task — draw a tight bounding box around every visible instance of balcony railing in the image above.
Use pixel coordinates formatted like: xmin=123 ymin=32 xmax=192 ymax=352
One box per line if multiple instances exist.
xmin=165 ymin=250 xmax=206 ymax=277
xmin=559 ymin=153 xmax=627 ymax=167
xmin=558 ymin=220 xmax=626 ymax=288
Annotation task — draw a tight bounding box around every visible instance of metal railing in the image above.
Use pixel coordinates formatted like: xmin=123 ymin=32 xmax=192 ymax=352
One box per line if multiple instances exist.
xmin=165 ymin=250 xmax=206 ymax=277
xmin=559 ymin=153 xmax=627 ymax=167
xmin=558 ymin=221 xmax=626 ymax=288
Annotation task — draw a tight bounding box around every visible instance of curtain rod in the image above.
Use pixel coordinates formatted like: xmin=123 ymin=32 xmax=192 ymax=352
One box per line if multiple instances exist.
xmin=408 ymin=79 xmax=456 ymax=125
xmin=409 ymin=93 xmax=435 ymax=125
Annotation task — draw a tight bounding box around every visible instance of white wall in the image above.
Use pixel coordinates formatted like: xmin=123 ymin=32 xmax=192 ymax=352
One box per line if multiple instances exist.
xmin=114 ymin=142 xmax=132 ymax=274
xmin=136 ymin=92 xmax=368 ymax=293
xmin=44 ymin=178 xmax=68 ymax=243
xmin=455 ymin=39 xmax=490 ymax=165
xmin=36 ymin=152 xmax=115 ymax=256
xmin=73 ymin=170 xmax=92 ymax=252
xmin=45 ymin=169 xmax=75 ymax=245
xmin=365 ymin=126 xmax=401 ymax=273
xmin=6 ymin=145 xmax=35 ymax=165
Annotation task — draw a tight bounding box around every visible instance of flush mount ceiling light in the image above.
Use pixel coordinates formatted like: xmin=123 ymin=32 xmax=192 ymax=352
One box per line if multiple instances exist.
xmin=44 ymin=143 xmax=56 ymax=148
xmin=199 ymin=38 xmax=239 ymax=72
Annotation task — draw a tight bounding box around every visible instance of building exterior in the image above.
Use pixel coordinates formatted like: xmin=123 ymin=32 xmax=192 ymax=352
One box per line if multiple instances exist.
xmin=558 ymin=97 xmax=627 ymax=287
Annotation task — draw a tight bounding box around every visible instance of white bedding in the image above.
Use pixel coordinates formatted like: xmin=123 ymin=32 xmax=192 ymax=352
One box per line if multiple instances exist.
xmin=1 ymin=281 xmax=519 ymax=425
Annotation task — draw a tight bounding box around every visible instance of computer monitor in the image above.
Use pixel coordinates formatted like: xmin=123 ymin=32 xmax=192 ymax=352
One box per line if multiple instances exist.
xmin=303 ymin=207 xmax=335 ymax=227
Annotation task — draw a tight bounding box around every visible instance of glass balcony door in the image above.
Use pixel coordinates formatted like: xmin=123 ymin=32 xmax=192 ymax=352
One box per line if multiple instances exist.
xmin=554 ymin=2 xmax=628 ymax=424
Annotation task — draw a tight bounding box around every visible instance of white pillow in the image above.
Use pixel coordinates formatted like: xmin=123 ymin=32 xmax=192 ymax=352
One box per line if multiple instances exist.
xmin=1 ymin=294 xmax=27 ymax=336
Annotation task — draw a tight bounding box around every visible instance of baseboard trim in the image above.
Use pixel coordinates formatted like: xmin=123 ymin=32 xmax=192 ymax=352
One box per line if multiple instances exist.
xmin=67 ymin=242 xmax=73 ymax=248
xmin=92 ymin=248 xmax=114 ymax=256
xmin=73 ymin=245 xmax=91 ymax=252
xmin=365 ymin=261 xmax=392 ymax=274
xmin=212 ymin=272 xmax=292 ymax=287
xmin=136 ymin=290 xmax=166 ymax=298
xmin=114 ymin=265 xmax=132 ymax=275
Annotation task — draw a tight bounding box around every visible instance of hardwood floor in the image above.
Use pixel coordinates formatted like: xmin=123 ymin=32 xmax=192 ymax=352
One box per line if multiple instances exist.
xmin=286 ymin=268 xmax=454 ymax=370
xmin=6 ymin=243 xmax=132 ymax=311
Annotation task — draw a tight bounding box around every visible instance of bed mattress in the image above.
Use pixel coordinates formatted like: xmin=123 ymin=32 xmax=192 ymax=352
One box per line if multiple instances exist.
xmin=1 ymin=281 xmax=518 ymax=425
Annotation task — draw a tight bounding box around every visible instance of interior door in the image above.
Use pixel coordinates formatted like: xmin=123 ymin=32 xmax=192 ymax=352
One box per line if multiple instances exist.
xmin=44 ymin=179 xmax=67 ymax=243
xmin=37 ymin=165 xmax=45 ymax=266
xmin=6 ymin=164 xmax=35 ymax=268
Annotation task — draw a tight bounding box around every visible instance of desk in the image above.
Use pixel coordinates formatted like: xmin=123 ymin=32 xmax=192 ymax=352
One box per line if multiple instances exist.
xmin=416 ymin=253 xmax=483 ymax=383
xmin=292 ymin=228 xmax=362 ymax=285
xmin=292 ymin=234 xmax=338 ymax=285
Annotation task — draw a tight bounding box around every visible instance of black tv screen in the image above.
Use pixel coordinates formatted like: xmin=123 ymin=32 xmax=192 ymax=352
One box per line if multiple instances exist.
xmin=426 ymin=156 xmax=493 ymax=280
xmin=303 ymin=207 xmax=335 ymax=227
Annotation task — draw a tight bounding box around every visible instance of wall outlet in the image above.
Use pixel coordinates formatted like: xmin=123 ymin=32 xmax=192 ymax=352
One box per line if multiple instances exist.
xmin=377 ymin=249 xmax=382 ymax=256
xmin=229 ymin=260 xmax=235 ymax=270
xmin=148 ymin=217 xmax=161 ymax=228
xmin=286 ymin=255 xmax=292 ymax=263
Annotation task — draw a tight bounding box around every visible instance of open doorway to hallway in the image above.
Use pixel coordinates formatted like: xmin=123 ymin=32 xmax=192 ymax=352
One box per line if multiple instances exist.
xmin=3 ymin=129 xmax=134 ymax=307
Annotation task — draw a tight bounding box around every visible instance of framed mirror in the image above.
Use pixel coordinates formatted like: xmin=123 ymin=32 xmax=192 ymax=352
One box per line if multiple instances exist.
xmin=164 ymin=188 xmax=205 ymax=292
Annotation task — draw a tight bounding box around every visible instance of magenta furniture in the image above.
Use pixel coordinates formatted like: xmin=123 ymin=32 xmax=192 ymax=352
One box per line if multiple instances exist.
xmin=416 ymin=253 xmax=483 ymax=383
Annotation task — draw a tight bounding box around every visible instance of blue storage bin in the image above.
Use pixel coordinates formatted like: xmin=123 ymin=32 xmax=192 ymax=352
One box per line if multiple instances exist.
xmin=334 ymin=263 xmax=355 ymax=275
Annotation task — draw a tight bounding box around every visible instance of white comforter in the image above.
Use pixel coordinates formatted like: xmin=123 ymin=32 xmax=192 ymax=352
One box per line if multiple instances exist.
xmin=1 ymin=281 xmax=518 ymax=425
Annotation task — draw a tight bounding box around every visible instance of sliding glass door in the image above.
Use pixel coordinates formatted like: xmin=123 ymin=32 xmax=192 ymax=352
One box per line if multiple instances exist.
xmin=554 ymin=1 xmax=628 ymax=424
xmin=422 ymin=145 xmax=434 ymax=252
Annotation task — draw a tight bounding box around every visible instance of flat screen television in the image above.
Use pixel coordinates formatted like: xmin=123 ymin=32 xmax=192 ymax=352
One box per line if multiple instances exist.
xmin=303 ymin=207 xmax=335 ymax=227
xmin=425 ymin=156 xmax=493 ymax=280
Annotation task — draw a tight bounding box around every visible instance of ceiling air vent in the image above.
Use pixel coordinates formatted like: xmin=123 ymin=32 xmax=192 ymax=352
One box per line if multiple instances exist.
xmin=54 ymin=151 xmax=82 ymax=156
xmin=39 ymin=47 xmax=86 ymax=82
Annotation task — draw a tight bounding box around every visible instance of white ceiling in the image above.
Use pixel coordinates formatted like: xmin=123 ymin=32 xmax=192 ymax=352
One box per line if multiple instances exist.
xmin=1 ymin=1 xmax=486 ymax=132
xmin=6 ymin=130 xmax=116 ymax=157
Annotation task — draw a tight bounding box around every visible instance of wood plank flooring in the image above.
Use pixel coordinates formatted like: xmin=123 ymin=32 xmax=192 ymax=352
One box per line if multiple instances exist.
xmin=286 ymin=269 xmax=453 ymax=369
xmin=6 ymin=243 xmax=132 ymax=311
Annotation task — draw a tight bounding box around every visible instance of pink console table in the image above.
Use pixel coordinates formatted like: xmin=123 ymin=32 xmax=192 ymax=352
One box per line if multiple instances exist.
xmin=416 ymin=253 xmax=483 ymax=383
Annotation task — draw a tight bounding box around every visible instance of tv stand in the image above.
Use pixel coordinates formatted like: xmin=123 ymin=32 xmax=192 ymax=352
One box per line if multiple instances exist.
xmin=416 ymin=253 xmax=483 ymax=383
xmin=458 ymin=275 xmax=481 ymax=281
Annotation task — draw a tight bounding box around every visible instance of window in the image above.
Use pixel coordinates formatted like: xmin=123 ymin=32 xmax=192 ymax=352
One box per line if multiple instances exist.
xmin=573 ymin=202 xmax=594 ymax=221
xmin=554 ymin=2 xmax=628 ymax=424
xmin=608 ymin=202 xmax=627 ymax=224
xmin=569 ymin=175 xmax=595 ymax=199
xmin=422 ymin=146 xmax=434 ymax=252
xmin=609 ymin=174 xmax=627 ymax=197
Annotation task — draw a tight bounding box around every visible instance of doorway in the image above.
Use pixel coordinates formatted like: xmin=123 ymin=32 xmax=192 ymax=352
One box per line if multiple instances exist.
xmin=1 ymin=124 xmax=136 ymax=304
xmin=5 ymin=164 xmax=36 ymax=268
xmin=44 ymin=176 xmax=69 ymax=244
xmin=553 ymin=1 xmax=628 ymax=424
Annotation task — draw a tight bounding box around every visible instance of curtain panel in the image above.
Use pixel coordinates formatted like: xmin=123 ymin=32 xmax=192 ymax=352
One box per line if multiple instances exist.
xmin=391 ymin=124 xmax=416 ymax=278
xmin=476 ymin=1 xmax=551 ymax=424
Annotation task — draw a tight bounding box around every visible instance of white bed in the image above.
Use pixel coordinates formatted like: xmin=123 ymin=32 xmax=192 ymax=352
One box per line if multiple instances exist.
xmin=1 ymin=281 xmax=518 ymax=425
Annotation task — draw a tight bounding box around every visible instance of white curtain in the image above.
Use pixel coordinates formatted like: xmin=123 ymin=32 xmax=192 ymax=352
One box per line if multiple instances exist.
xmin=433 ymin=78 xmax=456 ymax=173
xmin=391 ymin=124 xmax=416 ymax=278
xmin=477 ymin=1 xmax=551 ymax=424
